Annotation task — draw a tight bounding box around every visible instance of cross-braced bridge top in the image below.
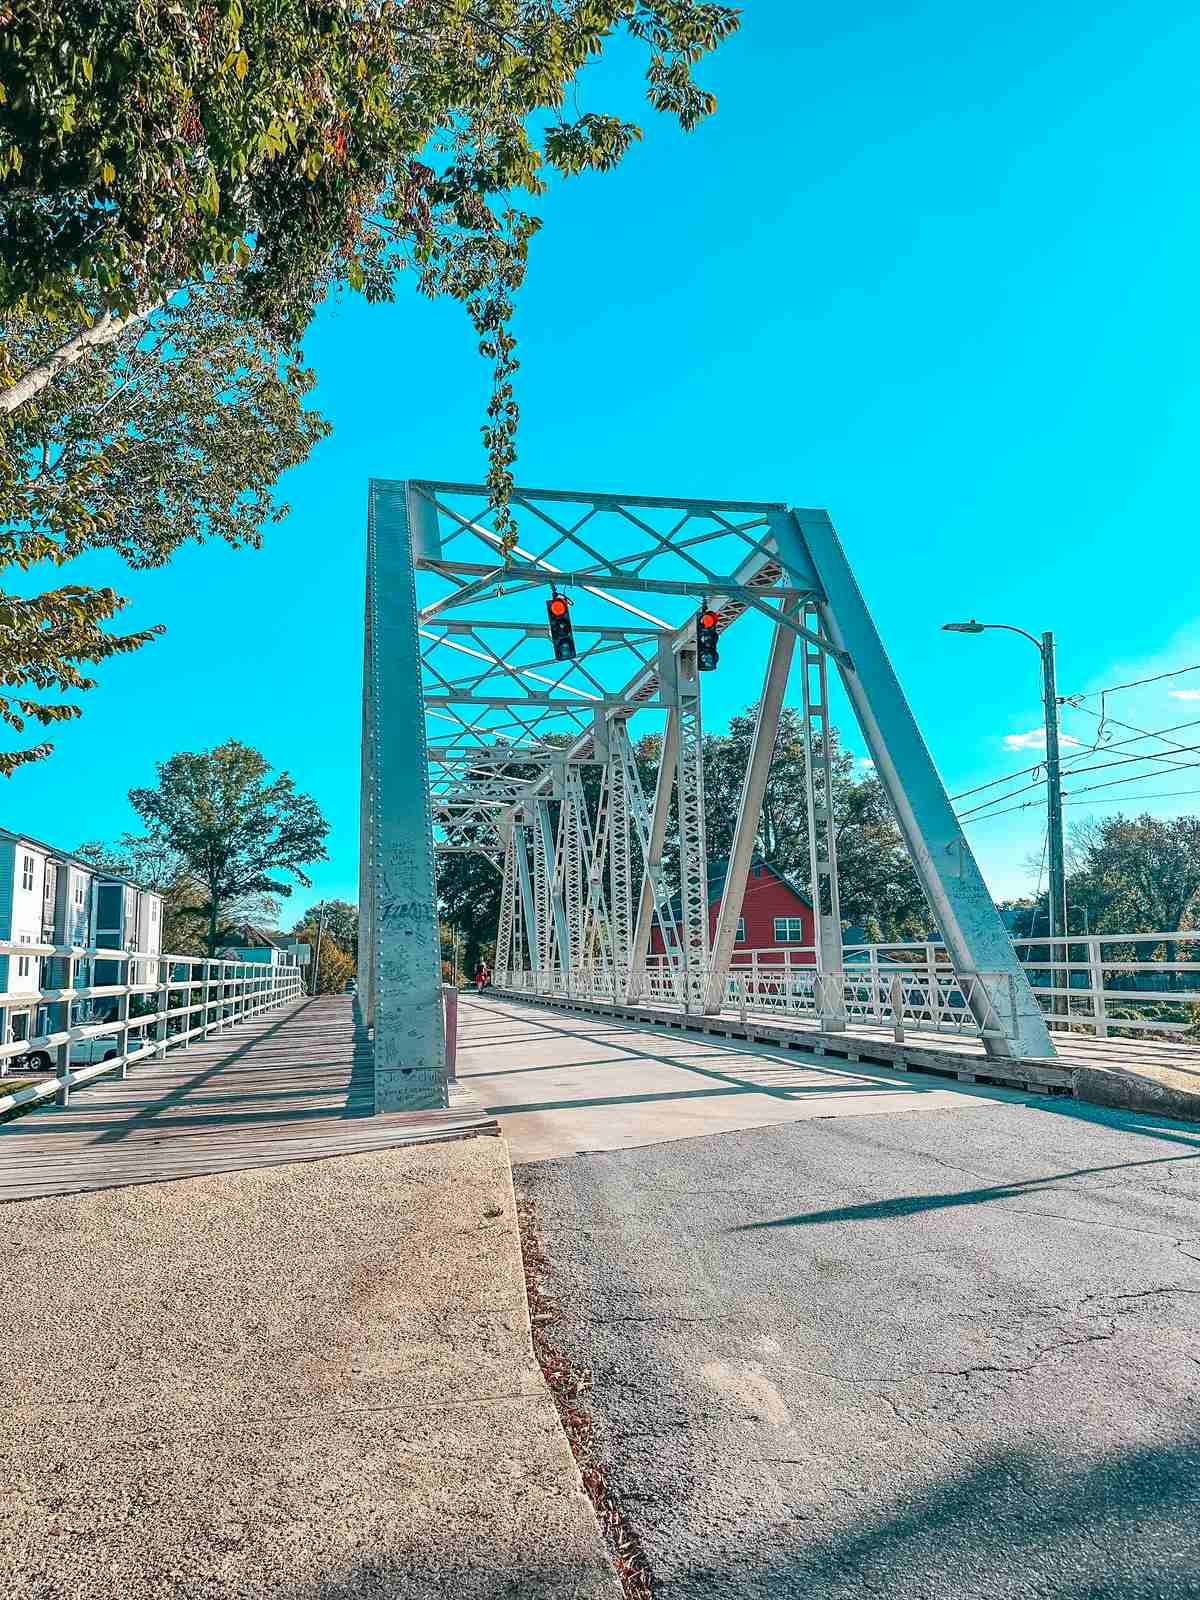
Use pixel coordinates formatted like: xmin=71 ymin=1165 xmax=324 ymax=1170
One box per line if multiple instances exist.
xmin=409 ymin=478 xmax=831 ymax=862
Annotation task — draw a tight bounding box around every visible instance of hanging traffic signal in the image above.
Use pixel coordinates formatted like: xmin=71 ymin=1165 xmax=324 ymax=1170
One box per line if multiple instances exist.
xmin=546 ymin=591 xmax=576 ymax=660
xmin=696 ymin=606 xmax=719 ymax=671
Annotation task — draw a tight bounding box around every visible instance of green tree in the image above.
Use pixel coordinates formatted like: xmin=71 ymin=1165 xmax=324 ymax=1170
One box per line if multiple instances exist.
xmin=1022 ymin=814 xmax=1200 ymax=969
xmin=437 ymin=849 xmax=503 ymax=979
xmin=129 ymin=739 xmax=329 ymax=953
xmin=0 ymin=276 xmax=328 ymax=770
xmin=1 ymin=1 xmax=736 ymax=532
xmin=293 ymin=899 xmax=358 ymax=958
xmin=293 ymin=918 xmax=355 ymax=995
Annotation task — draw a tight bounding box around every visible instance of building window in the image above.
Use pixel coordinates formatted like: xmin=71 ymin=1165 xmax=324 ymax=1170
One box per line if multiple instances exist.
xmin=151 ymin=901 xmax=158 ymax=922
xmin=21 ymin=854 xmax=34 ymax=892
xmin=773 ymin=916 xmax=807 ymax=944
xmin=17 ymin=935 xmax=31 ymax=978
xmin=74 ymin=881 xmax=85 ymax=906
xmin=735 ymin=918 xmax=746 ymax=942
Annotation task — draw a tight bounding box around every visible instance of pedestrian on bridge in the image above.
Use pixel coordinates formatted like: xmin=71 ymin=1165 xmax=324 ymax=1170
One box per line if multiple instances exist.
xmin=474 ymin=961 xmax=491 ymax=993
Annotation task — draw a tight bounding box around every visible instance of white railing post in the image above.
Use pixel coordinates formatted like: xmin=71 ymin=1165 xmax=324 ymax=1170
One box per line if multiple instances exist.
xmin=891 ymin=975 xmax=905 ymax=1043
xmin=869 ymin=946 xmax=882 ymax=1025
xmin=56 ymin=954 xmax=75 ymax=1106
xmin=738 ymin=969 xmax=747 ymax=1023
xmin=1088 ymin=937 xmax=1108 ymax=1038
xmin=117 ymin=957 xmax=132 ymax=1078
xmin=155 ymin=955 xmax=169 ymax=1059
xmin=924 ymin=943 xmax=937 ymax=1029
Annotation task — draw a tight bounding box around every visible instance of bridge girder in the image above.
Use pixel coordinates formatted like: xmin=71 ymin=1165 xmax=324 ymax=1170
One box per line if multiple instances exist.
xmin=360 ymin=478 xmax=1056 ymax=1113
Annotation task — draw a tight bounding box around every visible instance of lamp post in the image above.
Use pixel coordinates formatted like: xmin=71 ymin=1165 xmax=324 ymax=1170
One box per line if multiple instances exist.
xmin=942 ymin=620 xmax=1067 ymax=1017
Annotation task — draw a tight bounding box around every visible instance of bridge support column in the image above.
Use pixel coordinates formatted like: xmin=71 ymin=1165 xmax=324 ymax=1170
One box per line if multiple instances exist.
xmin=705 ymin=610 xmax=797 ymax=1013
xmin=362 ymin=480 xmax=448 ymax=1112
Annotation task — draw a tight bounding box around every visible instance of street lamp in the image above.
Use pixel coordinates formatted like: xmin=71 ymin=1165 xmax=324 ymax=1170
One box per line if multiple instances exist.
xmin=942 ymin=619 xmax=1067 ymax=1016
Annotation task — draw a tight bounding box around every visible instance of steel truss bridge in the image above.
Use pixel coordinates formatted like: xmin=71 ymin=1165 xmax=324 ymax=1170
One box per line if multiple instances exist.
xmin=359 ymin=478 xmax=1056 ymax=1112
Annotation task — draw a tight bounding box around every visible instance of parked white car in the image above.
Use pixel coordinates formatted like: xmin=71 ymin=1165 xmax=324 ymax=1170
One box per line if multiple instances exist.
xmin=77 ymin=1027 xmax=151 ymax=1065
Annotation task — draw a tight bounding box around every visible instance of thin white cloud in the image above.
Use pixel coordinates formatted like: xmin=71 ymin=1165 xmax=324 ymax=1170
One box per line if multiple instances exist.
xmin=1169 ymin=688 xmax=1200 ymax=701
xmin=1003 ymin=726 xmax=1083 ymax=752
xmin=856 ymin=756 xmax=875 ymax=770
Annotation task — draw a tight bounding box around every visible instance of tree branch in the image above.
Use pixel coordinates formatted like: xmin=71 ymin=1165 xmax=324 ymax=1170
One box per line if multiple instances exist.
xmin=0 ymin=301 xmax=163 ymax=416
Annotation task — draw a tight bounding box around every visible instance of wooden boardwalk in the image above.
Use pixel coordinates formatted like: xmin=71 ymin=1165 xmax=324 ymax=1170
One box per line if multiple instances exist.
xmin=0 ymin=995 xmax=499 ymax=1203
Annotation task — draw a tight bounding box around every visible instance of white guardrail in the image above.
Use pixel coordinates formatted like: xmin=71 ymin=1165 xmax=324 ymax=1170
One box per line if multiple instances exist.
xmin=0 ymin=940 xmax=303 ymax=1116
xmin=495 ymin=930 xmax=1200 ymax=1044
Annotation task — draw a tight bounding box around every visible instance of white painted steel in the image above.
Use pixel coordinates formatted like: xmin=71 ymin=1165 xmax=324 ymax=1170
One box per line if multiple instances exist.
xmin=0 ymin=941 xmax=301 ymax=1112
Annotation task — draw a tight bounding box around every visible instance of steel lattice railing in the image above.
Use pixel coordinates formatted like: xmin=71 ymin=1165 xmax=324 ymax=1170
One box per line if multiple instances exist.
xmin=494 ymin=929 xmax=1200 ymax=1045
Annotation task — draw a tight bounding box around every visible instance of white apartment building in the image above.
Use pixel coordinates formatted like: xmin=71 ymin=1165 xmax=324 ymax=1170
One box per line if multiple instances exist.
xmin=0 ymin=829 xmax=163 ymax=1053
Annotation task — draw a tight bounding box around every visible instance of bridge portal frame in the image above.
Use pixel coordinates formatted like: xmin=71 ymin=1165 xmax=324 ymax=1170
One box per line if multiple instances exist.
xmin=360 ymin=478 xmax=1054 ymax=1114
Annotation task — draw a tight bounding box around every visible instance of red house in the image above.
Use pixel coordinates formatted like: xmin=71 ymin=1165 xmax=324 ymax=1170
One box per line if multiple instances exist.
xmin=649 ymin=855 xmax=816 ymax=961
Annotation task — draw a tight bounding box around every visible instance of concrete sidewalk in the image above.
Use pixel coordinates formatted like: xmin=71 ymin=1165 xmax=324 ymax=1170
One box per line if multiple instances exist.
xmin=1 ymin=1140 xmax=618 ymax=1599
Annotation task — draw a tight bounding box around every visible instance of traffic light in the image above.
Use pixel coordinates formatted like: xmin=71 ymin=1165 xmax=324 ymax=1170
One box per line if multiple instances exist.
xmin=696 ymin=606 xmax=719 ymax=671
xmin=546 ymin=591 xmax=575 ymax=661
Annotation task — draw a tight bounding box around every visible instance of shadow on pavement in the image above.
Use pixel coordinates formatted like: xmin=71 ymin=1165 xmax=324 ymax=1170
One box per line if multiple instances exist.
xmin=673 ymin=1436 xmax=1200 ymax=1599
xmin=731 ymin=1138 xmax=1200 ymax=1232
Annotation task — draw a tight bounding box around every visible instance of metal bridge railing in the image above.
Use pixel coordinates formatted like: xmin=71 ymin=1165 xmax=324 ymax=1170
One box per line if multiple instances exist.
xmin=495 ymin=929 xmax=1200 ymax=1045
xmin=0 ymin=942 xmax=303 ymax=1114
xmin=494 ymin=958 xmax=1015 ymax=1042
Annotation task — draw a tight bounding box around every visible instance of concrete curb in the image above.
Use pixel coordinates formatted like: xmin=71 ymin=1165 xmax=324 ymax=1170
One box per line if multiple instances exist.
xmin=1073 ymin=1064 xmax=1200 ymax=1125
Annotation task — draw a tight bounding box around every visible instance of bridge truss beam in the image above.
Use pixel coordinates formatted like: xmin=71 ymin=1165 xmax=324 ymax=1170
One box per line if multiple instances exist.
xmin=360 ymin=478 xmax=1055 ymax=1109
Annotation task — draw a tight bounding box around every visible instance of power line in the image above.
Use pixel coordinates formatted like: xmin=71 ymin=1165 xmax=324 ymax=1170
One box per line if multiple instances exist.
xmin=958 ymin=730 xmax=1200 ymax=822
xmin=1066 ymin=702 xmax=1200 ymax=758
xmin=1065 ymin=789 xmax=1200 ymax=807
xmin=962 ymin=767 xmax=1200 ymax=824
xmin=1066 ymin=661 xmax=1200 ymax=701
xmin=949 ymin=714 xmax=1200 ymax=812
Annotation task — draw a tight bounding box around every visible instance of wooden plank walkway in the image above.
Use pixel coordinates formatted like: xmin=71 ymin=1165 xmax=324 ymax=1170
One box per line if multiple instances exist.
xmin=0 ymin=994 xmax=499 ymax=1203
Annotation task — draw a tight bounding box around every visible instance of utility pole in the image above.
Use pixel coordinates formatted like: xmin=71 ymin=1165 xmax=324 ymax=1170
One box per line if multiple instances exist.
xmin=311 ymin=901 xmax=327 ymax=997
xmin=1040 ymin=631 xmax=1068 ymax=1016
xmin=943 ymin=619 xmax=1069 ymax=1018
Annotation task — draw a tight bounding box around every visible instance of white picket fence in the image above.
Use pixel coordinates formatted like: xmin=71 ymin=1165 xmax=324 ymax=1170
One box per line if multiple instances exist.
xmin=0 ymin=939 xmax=303 ymax=1115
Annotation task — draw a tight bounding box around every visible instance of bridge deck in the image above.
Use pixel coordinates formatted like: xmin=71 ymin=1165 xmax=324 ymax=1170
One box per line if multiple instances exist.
xmin=489 ymin=985 xmax=1200 ymax=1103
xmin=461 ymin=992 xmax=1063 ymax=1163
xmin=0 ymin=995 xmax=498 ymax=1203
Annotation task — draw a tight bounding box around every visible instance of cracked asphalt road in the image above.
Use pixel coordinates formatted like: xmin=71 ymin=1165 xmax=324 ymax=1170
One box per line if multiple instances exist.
xmin=519 ymin=1094 xmax=1200 ymax=1598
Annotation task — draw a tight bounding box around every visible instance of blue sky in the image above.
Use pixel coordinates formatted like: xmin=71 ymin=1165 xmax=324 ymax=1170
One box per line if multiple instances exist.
xmin=9 ymin=0 xmax=1200 ymax=919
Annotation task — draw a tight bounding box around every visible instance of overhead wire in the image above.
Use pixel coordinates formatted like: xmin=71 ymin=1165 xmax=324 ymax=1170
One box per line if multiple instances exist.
xmin=950 ymin=660 xmax=1200 ymax=838
xmin=1065 ymin=661 xmax=1200 ymax=701
xmin=949 ymin=715 xmax=1200 ymax=815
xmin=956 ymin=738 xmax=1200 ymax=822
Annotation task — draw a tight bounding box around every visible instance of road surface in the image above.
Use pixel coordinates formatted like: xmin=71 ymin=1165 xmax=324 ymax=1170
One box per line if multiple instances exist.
xmin=493 ymin=1003 xmax=1200 ymax=1597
